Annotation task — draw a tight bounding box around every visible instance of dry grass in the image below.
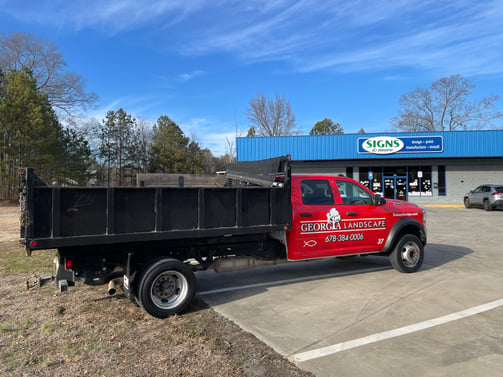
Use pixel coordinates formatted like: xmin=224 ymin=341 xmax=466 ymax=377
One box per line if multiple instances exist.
xmin=0 ymin=205 xmax=314 ymax=377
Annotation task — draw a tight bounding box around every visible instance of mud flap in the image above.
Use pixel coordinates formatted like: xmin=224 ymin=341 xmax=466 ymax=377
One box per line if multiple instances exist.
xmin=122 ymin=252 xmax=133 ymax=299
xmin=53 ymin=256 xmax=75 ymax=292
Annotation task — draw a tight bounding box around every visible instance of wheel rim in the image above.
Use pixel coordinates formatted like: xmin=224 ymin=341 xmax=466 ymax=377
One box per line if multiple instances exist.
xmin=151 ymin=271 xmax=188 ymax=310
xmin=400 ymin=241 xmax=420 ymax=267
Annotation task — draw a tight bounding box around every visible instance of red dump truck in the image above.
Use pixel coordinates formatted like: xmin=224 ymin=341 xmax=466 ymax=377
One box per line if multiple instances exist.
xmin=20 ymin=157 xmax=426 ymax=318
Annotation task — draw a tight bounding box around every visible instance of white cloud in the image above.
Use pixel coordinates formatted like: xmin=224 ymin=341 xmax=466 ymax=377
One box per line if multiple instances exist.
xmin=4 ymin=0 xmax=503 ymax=76
xmin=176 ymin=70 xmax=206 ymax=82
xmin=179 ymin=117 xmax=237 ymax=156
xmin=2 ymin=0 xmax=208 ymax=33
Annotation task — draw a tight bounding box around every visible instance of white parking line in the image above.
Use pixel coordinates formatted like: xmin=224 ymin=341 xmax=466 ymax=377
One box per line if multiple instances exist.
xmin=291 ymin=298 xmax=503 ymax=363
xmin=198 ymin=266 xmax=391 ymax=296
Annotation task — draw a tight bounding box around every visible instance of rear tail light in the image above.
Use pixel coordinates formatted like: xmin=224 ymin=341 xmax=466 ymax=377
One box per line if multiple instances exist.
xmin=64 ymin=259 xmax=72 ymax=270
xmin=492 ymin=192 xmax=503 ymax=196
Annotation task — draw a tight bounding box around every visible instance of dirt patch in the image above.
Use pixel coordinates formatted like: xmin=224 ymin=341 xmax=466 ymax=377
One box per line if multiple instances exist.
xmin=0 ymin=209 xmax=19 ymax=243
xmin=0 ymin=207 xmax=314 ymax=377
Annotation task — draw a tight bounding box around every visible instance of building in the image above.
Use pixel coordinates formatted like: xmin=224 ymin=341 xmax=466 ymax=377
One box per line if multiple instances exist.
xmin=236 ymin=130 xmax=503 ymax=204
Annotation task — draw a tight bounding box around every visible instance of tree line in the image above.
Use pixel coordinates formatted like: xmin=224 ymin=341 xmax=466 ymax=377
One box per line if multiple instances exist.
xmin=0 ymin=33 xmax=232 ymax=200
xmin=94 ymin=111 xmax=227 ymax=187
xmin=0 ymin=66 xmax=230 ymax=199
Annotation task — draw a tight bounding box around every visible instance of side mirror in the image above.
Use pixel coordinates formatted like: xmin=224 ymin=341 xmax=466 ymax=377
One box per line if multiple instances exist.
xmin=374 ymin=194 xmax=386 ymax=206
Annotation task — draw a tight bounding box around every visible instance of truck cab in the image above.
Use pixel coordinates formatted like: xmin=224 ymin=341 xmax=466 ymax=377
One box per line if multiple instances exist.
xmin=287 ymin=175 xmax=426 ymax=271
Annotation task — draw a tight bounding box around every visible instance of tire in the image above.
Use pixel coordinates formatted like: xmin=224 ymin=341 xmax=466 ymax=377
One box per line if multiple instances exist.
xmin=389 ymin=234 xmax=424 ymax=273
xmin=483 ymin=200 xmax=493 ymax=211
xmin=464 ymin=197 xmax=471 ymax=208
xmin=137 ymin=258 xmax=196 ymax=318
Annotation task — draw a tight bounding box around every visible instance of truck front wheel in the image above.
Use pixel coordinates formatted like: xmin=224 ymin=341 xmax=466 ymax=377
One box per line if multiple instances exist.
xmin=137 ymin=258 xmax=196 ymax=318
xmin=389 ymin=234 xmax=424 ymax=273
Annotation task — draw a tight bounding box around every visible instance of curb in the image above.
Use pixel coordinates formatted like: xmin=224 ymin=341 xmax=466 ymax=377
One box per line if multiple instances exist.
xmin=423 ymin=204 xmax=464 ymax=208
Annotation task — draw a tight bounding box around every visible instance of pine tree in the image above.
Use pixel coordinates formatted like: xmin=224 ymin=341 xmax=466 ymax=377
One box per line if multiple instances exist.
xmin=0 ymin=69 xmax=63 ymax=198
xmin=149 ymin=115 xmax=205 ymax=174
xmin=310 ymin=118 xmax=344 ymax=135
xmin=98 ymin=108 xmax=137 ymax=185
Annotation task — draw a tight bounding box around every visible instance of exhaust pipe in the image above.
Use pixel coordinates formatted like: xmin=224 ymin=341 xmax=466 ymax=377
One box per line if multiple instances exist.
xmin=212 ymin=256 xmax=287 ymax=273
xmin=107 ymin=278 xmax=123 ymax=296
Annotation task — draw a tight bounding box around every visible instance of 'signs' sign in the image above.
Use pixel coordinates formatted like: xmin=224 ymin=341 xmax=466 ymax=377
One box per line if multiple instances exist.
xmin=362 ymin=137 xmax=404 ymax=154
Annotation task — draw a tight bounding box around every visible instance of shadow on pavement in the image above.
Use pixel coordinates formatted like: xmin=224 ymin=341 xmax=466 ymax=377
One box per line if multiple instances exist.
xmin=193 ymin=242 xmax=473 ymax=312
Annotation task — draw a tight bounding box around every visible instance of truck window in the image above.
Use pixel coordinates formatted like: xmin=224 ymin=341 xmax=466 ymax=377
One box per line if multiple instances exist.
xmin=301 ymin=179 xmax=334 ymax=205
xmin=336 ymin=180 xmax=373 ymax=205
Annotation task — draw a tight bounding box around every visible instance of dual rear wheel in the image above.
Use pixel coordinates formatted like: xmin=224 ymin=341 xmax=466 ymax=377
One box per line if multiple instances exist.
xmin=137 ymin=258 xmax=196 ymax=319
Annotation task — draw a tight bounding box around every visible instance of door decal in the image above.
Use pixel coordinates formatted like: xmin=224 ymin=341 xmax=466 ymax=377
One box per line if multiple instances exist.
xmin=300 ymin=208 xmax=386 ymax=234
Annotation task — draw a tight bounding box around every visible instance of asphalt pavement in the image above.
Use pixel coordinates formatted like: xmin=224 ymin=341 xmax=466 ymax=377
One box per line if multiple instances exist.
xmin=197 ymin=206 xmax=503 ymax=377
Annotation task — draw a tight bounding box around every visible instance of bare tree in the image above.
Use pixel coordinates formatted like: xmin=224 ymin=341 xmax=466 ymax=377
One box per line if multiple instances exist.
xmin=124 ymin=117 xmax=153 ymax=175
xmin=0 ymin=32 xmax=97 ymax=118
xmin=247 ymin=94 xmax=297 ymax=136
xmin=393 ymin=75 xmax=502 ymax=131
xmin=224 ymin=136 xmax=236 ymax=163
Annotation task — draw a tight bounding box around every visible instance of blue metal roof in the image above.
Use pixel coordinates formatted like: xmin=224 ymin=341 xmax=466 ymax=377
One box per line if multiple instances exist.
xmin=236 ymin=130 xmax=503 ymax=161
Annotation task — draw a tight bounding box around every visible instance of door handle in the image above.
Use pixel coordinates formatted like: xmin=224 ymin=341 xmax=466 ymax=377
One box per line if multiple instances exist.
xmin=300 ymin=213 xmax=313 ymax=217
xmin=346 ymin=212 xmax=358 ymax=216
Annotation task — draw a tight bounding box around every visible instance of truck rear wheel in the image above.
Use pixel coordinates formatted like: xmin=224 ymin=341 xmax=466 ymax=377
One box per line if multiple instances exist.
xmin=137 ymin=258 xmax=196 ymax=318
xmin=389 ymin=234 xmax=424 ymax=273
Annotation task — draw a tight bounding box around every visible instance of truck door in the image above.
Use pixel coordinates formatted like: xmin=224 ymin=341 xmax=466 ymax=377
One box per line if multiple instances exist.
xmin=292 ymin=178 xmax=338 ymax=259
xmin=290 ymin=177 xmax=390 ymax=260
xmin=332 ymin=179 xmax=390 ymax=254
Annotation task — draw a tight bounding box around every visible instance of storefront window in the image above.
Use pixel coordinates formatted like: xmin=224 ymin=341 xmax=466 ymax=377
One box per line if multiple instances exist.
xmin=360 ymin=166 xmax=432 ymax=199
xmin=408 ymin=166 xmax=432 ymax=197
xmin=359 ymin=167 xmax=383 ymax=195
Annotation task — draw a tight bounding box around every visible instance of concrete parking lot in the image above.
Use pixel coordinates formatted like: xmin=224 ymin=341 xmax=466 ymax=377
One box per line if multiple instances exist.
xmin=197 ymin=207 xmax=503 ymax=377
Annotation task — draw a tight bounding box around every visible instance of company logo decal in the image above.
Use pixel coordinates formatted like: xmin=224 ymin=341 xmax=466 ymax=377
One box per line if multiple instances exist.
xmin=300 ymin=208 xmax=386 ymax=233
xmin=327 ymin=208 xmax=341 ymax=226
xmin=362 ymin=136 xmax=404 ymax=154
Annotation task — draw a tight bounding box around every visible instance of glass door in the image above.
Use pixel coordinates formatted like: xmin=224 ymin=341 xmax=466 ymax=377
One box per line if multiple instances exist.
xmin=384 ymin=176 xmax=408 ymax=200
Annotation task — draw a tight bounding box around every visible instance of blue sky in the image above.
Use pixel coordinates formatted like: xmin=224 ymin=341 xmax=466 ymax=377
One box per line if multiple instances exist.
xmin=1 ymin=0 xmax=503 ymax=156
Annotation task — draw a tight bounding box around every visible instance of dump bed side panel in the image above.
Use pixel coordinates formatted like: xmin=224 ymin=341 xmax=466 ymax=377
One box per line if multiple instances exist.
xmin=20 ymin=168 xmax=291 ymax=251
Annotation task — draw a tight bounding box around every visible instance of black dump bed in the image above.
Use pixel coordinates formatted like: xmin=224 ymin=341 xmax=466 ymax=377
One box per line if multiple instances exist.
xmin=20 ymin=157 xmax=291 ymax=253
